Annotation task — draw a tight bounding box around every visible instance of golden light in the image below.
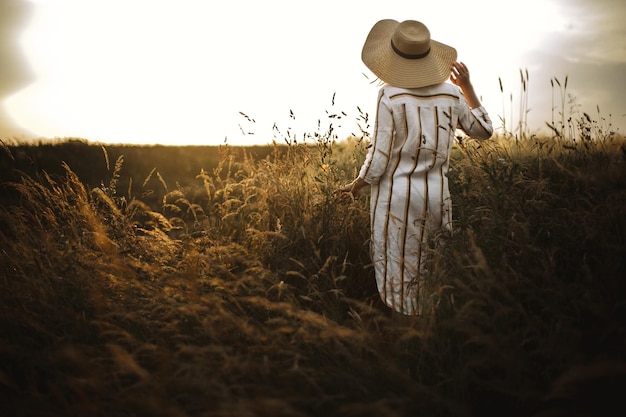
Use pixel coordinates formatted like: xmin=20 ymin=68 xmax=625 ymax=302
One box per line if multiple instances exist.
xmin=5 ymin=0 xmax=599 ymax=145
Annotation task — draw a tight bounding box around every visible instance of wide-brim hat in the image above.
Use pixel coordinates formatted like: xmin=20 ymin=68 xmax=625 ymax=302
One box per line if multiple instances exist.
xmin=361 ymin=19 xmax=457 ymax=88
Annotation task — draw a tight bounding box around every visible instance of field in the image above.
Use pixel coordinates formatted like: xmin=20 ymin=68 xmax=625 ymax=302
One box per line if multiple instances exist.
xmin=1 ymin=109 xmax=626 ymax=417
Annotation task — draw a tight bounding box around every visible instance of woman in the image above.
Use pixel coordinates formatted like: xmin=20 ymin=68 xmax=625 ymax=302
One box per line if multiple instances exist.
xmin=340 ymin=19 xmax=493 ymax=316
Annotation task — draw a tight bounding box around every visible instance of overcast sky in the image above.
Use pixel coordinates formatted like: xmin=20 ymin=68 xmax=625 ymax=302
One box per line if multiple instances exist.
xmin=1 ymin=0 xmax=625 ymax=145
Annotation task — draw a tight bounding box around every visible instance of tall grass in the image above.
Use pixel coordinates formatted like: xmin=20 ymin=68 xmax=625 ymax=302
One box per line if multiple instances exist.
xmin=498 ymin=68 xmax=530 ymax=141
xmin=1 ymin=89 xmax=625 ymax=416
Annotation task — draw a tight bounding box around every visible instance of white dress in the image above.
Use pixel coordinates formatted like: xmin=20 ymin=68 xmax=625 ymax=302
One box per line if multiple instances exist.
xmin=358 ymin=83 xmax=493 ymax=315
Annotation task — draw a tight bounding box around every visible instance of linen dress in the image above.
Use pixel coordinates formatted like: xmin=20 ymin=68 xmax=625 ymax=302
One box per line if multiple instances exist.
xmin=358 ymin=82 xmax=493 ymax=315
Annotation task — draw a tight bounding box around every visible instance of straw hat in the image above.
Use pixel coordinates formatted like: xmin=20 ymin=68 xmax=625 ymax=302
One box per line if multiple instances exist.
xmin=361 ymin=19 xmax=457 ymax=88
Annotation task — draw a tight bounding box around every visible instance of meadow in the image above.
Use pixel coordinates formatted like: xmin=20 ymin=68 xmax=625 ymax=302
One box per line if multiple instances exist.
xmin=1 ymin=98 xmax=626 ymax=417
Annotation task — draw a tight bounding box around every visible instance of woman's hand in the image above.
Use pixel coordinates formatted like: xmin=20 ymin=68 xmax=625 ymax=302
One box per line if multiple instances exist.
xmin=450 ymin=61 xmax=482 ymax=109
xmin=337 ymin=178 xmax=368 ymax=200
xmin=450 ymin=61 xmax=471 ymax=89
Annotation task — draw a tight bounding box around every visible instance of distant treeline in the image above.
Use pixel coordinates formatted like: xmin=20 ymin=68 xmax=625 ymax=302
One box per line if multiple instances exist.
xmin=0 ymin=139 xmax=280 ymax=198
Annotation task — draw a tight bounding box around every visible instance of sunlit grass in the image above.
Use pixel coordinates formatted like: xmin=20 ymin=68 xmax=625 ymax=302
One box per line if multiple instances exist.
xmin=1 ymin=84 xmax=625 ymax=416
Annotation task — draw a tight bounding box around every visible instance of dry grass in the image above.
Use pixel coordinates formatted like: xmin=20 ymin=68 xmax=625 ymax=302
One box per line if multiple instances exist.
xmin=1 ymin=100 xmax=626 ymax=416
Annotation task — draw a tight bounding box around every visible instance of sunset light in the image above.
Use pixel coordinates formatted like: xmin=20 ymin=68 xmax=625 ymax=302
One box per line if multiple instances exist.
xmin=3 ymin=0 xmax=624 ymax=145
xmin=2 ymin=2 xmax=625 ymax=415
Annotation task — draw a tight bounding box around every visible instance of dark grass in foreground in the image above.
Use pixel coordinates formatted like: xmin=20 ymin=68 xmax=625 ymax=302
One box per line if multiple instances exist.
xmin=1 ymin=130 xmax=626 ymax=417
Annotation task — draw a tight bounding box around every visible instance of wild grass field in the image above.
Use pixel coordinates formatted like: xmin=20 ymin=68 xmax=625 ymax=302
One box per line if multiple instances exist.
xmin=1 ymin=98 xmax=626 ymax=417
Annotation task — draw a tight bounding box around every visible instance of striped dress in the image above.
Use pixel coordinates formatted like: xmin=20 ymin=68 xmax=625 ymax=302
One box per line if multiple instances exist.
xmin=358 ymin=82 xmax=493 ymax=315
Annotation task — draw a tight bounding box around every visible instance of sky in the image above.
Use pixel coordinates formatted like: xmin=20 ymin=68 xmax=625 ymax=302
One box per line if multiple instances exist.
xmin=1 ymin=0 xmax=625 ymax=146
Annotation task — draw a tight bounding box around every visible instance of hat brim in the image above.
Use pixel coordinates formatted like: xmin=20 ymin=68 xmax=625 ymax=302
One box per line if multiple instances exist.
xmin=361 ymin=19 xmax=457 ymax=88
